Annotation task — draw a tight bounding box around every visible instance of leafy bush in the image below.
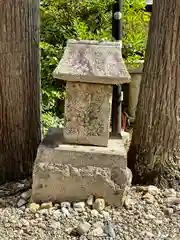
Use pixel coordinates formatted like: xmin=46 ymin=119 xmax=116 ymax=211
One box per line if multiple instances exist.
xmin=40 ymin=0 xmax=150 ymax=131
xmin=123 ymin=0 xmax=150 ymax=66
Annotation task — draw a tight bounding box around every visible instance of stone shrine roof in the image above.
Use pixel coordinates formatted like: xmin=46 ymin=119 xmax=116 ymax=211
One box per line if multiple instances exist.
xmin=53 ymin=39 xmax=131 ymax=85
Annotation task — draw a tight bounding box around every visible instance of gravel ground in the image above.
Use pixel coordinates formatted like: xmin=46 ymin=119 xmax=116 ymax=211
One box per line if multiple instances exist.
xmin=0 ymin=179 xmax=179 ymax=240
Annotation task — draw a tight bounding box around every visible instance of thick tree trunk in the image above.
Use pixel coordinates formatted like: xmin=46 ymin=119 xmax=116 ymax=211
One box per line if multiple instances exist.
xmin=128 ymin=0 xmax=180 ymax=190
xmin=0 ymin=1 xmax=41 ymax=183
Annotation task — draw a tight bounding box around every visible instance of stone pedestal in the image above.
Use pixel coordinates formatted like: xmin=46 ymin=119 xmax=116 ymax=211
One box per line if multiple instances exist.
xmin=32 ymin=39 xmax=131 ymax=207
xmin=128 ymin=62 xmax=143 ymax=120
xmin=32 ymin=129 xmax=131 ymax=206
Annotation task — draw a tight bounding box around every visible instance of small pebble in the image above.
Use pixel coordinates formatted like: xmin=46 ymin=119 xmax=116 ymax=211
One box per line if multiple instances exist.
xmin=61 ymin=207 xmax=70 ymax=217
xmin=79 ymin=236 xmax=88 ymax=240
xmin=174 ymin=204 xmax=180 ymax=211
xmin=87 ymin=195 xmax=94 ymax=206
xmin=65 ymin=227 xmax=73 ymax=234
xmin=0 ymin=198 xmax=6 ymax=207
xmin=17 ymin=198 xmax=27 ymax=208
xmin=163 ymin=188 xmax=177 ymax=198
xmin=166 ymin=197 xmax=180 ymax=206
xmin=21 ymin=219 xmax=30 ymax=227
xmin=93 ymin=198 xmax=105 ymax=212
xmin=146 ymin=231 xmax=154 ymax=238
xmin=76 ymin=221 xmax=91 ymax=235
xmin=155 ymin=220 xmax=163 ymax=225
xmin=92 ymin=221 xmax=104 ymax=229
xmin=73 ymin=202 xmax=85 ymax=212
xmin=101 ymin=210 xmax=110 ymax=220
xmin=88 ymin=227 xmax=104 ymax=236
xmin=91 ymin=209 xmax=99 ymax=217
xmin=29 ymin=203 xmax=40 ymax=213
xmin=21 ymin=190 xmax=32 ymax=200
xmin=49 ymin=220 xmax=60 ymax=229
xmin=104 ymin=221 xmax=116 ymax=238
xmin=147 ymin=185 xmax=159 ymax=195
xmin=54 ymin=203 xmax=60 ymax=209
xmin=164 ymin=207 xmax=174 ymax=216
xmin=4 ymin=223 xmax=11 ymax=228
xmin=40 ymin=202 xmax=53 ymax=209
xmin=142 ymin=193 xmax=154 ymax=203
xmin=38 ymin=223 xmax=47 ymax=229
xmin=124 ymin=197 xmax=135 ymax=210
xmin=61 ymin=202 xmax=71 ymax=209
xmin=53 ymin=210 xmax=62 ymax=220
xmin=39 ymin=209 xmax=49 ymax=216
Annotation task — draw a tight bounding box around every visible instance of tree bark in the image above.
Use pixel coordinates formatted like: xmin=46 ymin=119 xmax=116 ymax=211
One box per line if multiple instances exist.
xmin=0 ymin=1 xmax=41 ymax=183
xmin=128 ymin=0 xmax=180 ymax=190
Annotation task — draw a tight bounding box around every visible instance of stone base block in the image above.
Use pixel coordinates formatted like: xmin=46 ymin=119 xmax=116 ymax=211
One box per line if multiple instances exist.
xmin=32 ymin=129 xmax=131 ymax=207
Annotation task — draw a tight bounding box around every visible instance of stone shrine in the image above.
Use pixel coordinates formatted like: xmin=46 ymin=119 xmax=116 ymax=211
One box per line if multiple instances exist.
xmin=32 ymin=39 xmax=132 ymax=207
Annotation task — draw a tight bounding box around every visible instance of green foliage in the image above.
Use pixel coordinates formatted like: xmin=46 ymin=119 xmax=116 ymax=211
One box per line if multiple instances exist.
xmin=123 ymin=0 xmax=150 ymax=68
xmin=40 ymin=0 xmax=150 ymax=129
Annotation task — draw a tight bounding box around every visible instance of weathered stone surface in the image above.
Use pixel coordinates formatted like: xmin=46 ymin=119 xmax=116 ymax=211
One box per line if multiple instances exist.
xmin=32 ymin=129 xmax=130 ymax=207
xmin=64 ymin=82 xmax=112 ymax=146
xmin=53 ymin=39 xmax=131 ymax=84
xmin=32 ymin=163 xmax=126 ymax=207
xmin=35 ymin=130 xmax=127 ymax=170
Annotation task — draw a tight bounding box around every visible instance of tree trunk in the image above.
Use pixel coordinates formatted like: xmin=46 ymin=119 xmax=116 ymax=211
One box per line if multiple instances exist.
xmin=0 ymin=1 xmax=41 ymax=183
xmin=128 ymin=0 xmax=180 ymax=190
